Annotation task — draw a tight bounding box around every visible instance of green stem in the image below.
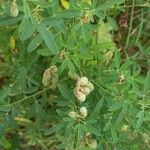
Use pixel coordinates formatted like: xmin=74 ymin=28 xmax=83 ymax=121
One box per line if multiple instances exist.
xmin=122 ymin=3 xmax=150 ymax=8
xmin=125 ymin=0 xmax=135 ymax=50
xmin=8 ymin=86 xmax=51 ymax=106
xmin=135 ymin=10 xmax=144 ymax=44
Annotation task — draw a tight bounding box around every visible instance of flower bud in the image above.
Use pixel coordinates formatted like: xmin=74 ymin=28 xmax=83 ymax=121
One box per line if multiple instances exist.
xmin=88 ymin=139 xmax=97 ymax=149
xmin=80 ymin=107 xmax=88 ymax=118
xmin=74 ymin=87 xmax=86 ymax=102
xmin=68 ymin=111 xmax=78 ymax=119
xmin=10 ymin=0 xmax=19 ymax=17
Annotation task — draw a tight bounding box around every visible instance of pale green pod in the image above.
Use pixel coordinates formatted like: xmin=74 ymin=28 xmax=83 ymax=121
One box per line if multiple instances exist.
xmin=42 ymin=70 xmax=52 ymax=87
xmin=76 ymin=76 xmax=89 ymax=86
xmin=10 ymin=0 xmax=19 ymax=17
xmin=81 ymin=87 xmax=91 ymax=96
xmin=68 ymin=111 xmax=78 ymax=119
xmin=74 ymin=87 xmax=86 ymax=102
xmin=49 ymin=74 xmax=58 ymax=89
xmin=80 ymin=106 xmax=88 ymax=118
xmin=86 ymin=82 xmax=94 ymax=92
xmin=88 ymin=139 xmax=97 ymax=149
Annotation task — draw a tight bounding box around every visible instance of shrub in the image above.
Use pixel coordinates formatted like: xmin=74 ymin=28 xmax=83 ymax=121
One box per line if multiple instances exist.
xmin=0 ymin=0 xmax=150 ymax=149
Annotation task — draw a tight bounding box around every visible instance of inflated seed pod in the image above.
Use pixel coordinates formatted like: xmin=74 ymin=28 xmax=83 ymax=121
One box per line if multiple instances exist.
xmin=68 ymin=111 xmax=78 ymax=119
xmin=10 ymin=0 xmax=19 ymax=17
xmin=42 ymin=69 xmax=52 ymax=87
xmin=88 ymin=139 xmax=97 ymax=149
xmin=49 ymin=74 xmax=58 ymax=89
xmin=86 ymin=82 xmax=94 ymax=92
xmin=49 ymin=65 xmax=58 ymax=74
xmin=74 ymin=87 xmax=86 ymax=102
xmin=80 ymin=86 xmax=91 ymax=96
xmin=76 ymin=77 xmax=89 ymax=87
xmin=80 ymin=107 xmax=88 ymax=118
xmin=42 ymin=65 xmax=58 ymax=87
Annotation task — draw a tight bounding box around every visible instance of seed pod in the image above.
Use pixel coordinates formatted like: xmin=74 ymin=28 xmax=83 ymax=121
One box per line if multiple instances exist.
xmin=42 ymin=69 xmax=52 ymax=87
xmin=76 ymin=77 xmax=89 ymax=87
xmin=74 ymin=87 xmax=86 ymax=102
xmin=49 ymin=65 xmax=58 ymax=74
xmin=10 ymin=0 xmax=19 ymax=17
xmin=86 ymin=82 xmax=94 ymax=92
xmin=80 ymin=107 xmax=88 ymax=118
xmin=88 ymin=139 xmax=97 ymax=149
xmin=49 ymin=74 xmax=58 ymax=89
xmin=42 ymin=65 xmax=58 ymax=87
xmin=68 ymin=111 xmax=78 ymax=119
xmin=80 ymin=87 xmax=91 ymax=96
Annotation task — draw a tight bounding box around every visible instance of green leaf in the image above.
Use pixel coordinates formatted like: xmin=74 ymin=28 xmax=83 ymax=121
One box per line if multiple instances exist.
xmin=89 ymin=97 xmax=105 ymax=118
xmin=97 ymin=21 xmax=112 ymax=44
xmin=27 ymin=34 xmax=43 ymax=53
xmin=19 ymin=66 xmax=27 ymax=92
xmin=0 ymin=106 xmax=11 ymax=112
xmin=108 ymin=101 xmax=122 ymax=111
xmin=18 ymin=16 xmax=30 ymax=33
xmin=111 ymin=126 xmax=118 ymax=143
xmin=23 ymin=0 xmax=30 ymax=17
xmin=107 ymin=17 xmax=118 ymax=30
xmin=58 ymin=83 xmax=73 ymax=100
xmin=136 ymin=110 xmax=144 ymax=128
xmin=116 ymin=103 xmax=128 ymax=125
xmin=58 ymin=60 xmax=68 ymax=75
xmin=114 ymin=50 xmax=121 ymax=68
xmin=38 ymin=23 xmax=59 ymax=54
xmin=103 ymin=119 xmax=111 ymax=131
xmin=37 ymin=49 xmax=52 ymax=56
xmin=0 ymin=15 xmax=23 ymax=26
xmin=144 ymin=71 xmax=150 ymax=94
xmin=84 ymin=124 xmax=101 ymax=136
xmin=19 ymin=22 xmax=35 ymax=41
xmin=67 ymin=59 xmax=76 ymax=74
xmin=44 ymin=123 xmax=66 ymax=135
xmin=0 ymin=88 xmax=10 ymax=102
xmin=58 ymin=9 xmax=82 ymax=18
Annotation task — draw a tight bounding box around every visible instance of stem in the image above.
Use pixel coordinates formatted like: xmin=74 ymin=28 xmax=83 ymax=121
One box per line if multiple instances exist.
xmin=125 ymin=0 xmax=135 ymax=50
xmin=92 ymin=80 xmax=116 ymax=98
xmin=122 ymin=3 xmax=150 ymax=8
xmin=7 ymin=86 xmax=51 ymax=106
xmin=135 ymin=10 xmax=144 ymax=44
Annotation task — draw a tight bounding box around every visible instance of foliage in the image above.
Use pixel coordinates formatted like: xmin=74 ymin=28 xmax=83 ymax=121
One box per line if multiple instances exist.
xmin=0 ymin=0 xmax=150 ymax=149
